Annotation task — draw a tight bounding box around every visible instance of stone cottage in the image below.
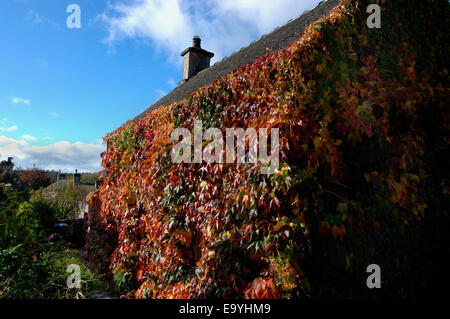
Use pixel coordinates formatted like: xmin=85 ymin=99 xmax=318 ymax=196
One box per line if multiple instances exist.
xmin=41 ymin=169 xmax=96 ymax=219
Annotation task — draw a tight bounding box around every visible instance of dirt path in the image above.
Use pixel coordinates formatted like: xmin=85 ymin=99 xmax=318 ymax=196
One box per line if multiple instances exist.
xmin=75 ymin=249 xmax=118 ymax=299
xmin=89 ymin=290 xmax=117 ymax=299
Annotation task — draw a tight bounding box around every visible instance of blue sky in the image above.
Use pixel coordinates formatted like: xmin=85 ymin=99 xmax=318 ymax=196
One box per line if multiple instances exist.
xmin=0 ymin=0 xmax=320 ymax=172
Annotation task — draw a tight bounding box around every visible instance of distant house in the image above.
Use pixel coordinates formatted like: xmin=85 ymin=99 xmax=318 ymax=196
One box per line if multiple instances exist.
xmin=0 ymin=157 xmax=17 ymax=185
xmin=41 ymin=170 xmax=96 ymax=219
xmin=133 ymin=0 xmax=339 ymax=120
xmin=0 ymin=157 xmax=14 ymax=172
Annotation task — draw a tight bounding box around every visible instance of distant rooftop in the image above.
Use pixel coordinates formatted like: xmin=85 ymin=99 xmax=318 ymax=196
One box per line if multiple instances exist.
xmin=42 ymin=179 xmax=96 ymax=197
xmin=134 ymin=0 xmax=340 ymax=120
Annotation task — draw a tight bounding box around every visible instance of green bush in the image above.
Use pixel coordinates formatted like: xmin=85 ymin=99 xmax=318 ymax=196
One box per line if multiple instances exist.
xmin=112 ymin=269 xmax=137 ymax=297
xmin=0 ymin=183 xmax=39 ymax=250
xmin=30 ymin=181 xmax=83 ymax=220
xmin=1 ymin=177 xmax=105 ymax=299
xmin=32 ymin=201 xmax=58 ymax=237
xmin=0 ymin=244 xmax=103 ymax=299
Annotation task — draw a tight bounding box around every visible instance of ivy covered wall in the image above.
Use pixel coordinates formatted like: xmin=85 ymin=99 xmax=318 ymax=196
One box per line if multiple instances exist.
xmin=85 ymin=0 xmax=450 ymax=298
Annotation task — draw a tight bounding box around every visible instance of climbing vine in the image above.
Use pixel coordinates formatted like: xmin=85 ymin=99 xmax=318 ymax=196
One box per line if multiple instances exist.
xmin=86 ymin=0 xmax=450 ymax=298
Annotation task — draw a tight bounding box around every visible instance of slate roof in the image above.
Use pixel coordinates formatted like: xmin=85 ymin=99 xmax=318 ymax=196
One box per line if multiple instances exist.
xmin=42 ymin=180 xmax=96 ymax=199
xmin=135 ymin=0 xmax=340 ymax=120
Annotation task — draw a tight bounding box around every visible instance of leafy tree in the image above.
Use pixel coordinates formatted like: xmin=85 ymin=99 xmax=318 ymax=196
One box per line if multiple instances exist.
xmin=32 ymin=201 xmax=58 ymax=236
xmin=18 ymin=168 xmax=54 ymax=191
xmin=61 ymin=181 xmax=84 ymax=219
xmin=0 ymin=183 xmax=39 ymax=250
xmin=80 ymin=173 xmax=99 ymax=186
xmin=30 ymin=181 xmax=84 ymax=220
xmin=0 ymin=157 xmax=25 ymax=192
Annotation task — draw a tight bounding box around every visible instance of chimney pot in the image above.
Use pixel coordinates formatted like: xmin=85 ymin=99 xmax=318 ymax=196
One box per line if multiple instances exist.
xmin=73 ymin=169 xmax=81 ymax=185
xmin=193 ymin=35 xmax=201 ymax=48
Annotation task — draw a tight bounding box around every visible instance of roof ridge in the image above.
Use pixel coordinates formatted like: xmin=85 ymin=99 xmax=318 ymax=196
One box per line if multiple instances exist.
xmin=202 ymin=0 xmax=330 ymax=70
xmin=134 ymin=0 xmax=340 ymax=120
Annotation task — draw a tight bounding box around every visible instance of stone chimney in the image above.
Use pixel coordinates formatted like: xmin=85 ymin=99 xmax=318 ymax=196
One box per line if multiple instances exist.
xmin=73 ymin=169 xmax=81 ymax=185
xmin=57 ymin=171 xmax=65 ymax=181
xmin=180 ymin=36 xmax=214 ymax=83
xmin=0 ymin=157 xmax=14 ymax=171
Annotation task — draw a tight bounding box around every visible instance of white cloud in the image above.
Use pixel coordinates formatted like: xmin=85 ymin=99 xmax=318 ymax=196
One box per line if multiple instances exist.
xmin=216 ymin=0 xmax=315 ymax=34
xmin=0 ymin=136 xmax=104 ymax=172
xmin=0 ymin=125 xmax=18 ymax=132
xmin=21 ymin=134 xmax=37 ymax=141
xmin=26 ymin=9 xmax=62 ymax=30
xmin=12 ymin=97 xmax=31 ymax=105
xmin=0 ymin=136 xmax=27 ymax=160
xmin=99 ymin=0 xmax=190 ymax=58
xmin=98 ymin=0 xmax=321 ymax=63
xmin=27 ymin=9 xmax=44 ymax=24
xmin=0 ymin=118 xmax=18 ymax=132
xmin=155 ymin=89 xmax=167 ymax=97
xmin=167 ymin=77 xmax=176 ymax=88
